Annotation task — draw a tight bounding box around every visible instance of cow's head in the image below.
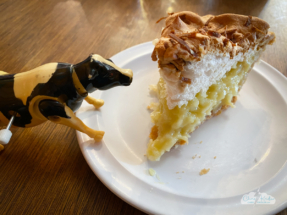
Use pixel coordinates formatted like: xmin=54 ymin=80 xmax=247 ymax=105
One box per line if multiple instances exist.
xmin=88 ymin=54 xmax=133 ymax=90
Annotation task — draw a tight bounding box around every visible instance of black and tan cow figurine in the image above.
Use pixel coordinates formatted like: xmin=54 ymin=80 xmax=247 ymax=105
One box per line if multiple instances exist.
xmin=0 ymin=54 xmax=133 ymax=146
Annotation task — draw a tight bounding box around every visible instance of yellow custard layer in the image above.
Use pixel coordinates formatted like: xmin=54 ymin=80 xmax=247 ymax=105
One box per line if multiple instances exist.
xmin=147 ymin=60 xmax=251 ymax=161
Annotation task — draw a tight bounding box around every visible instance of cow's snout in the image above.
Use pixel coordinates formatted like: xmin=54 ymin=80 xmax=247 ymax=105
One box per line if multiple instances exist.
xmin=119 ymin=73 xmax=132 ymax=86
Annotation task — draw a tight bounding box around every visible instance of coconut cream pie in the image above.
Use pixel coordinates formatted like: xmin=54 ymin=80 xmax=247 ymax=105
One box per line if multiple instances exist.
xmin=147 ymin=11 xmax=275 ymax=161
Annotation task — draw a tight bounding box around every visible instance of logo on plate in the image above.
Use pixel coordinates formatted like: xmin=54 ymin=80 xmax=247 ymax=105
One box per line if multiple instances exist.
xmin=241 ymin=190 xmax=276 ymax=205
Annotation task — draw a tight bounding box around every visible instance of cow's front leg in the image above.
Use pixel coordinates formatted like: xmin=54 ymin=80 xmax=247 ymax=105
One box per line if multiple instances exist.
xmin=85 ymin=96 xmax=104 ymax=109
xmin=38 ymin=100 xmax=104 ymax=141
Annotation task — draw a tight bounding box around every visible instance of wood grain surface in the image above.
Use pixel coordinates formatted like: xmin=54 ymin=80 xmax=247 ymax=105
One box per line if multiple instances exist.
xmin=0 ymin=0 xmax=286 ymax=214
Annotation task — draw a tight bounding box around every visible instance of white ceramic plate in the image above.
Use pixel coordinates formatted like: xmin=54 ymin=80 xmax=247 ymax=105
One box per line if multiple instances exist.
xmin=76 ymin=42 xmax=287 ymax=215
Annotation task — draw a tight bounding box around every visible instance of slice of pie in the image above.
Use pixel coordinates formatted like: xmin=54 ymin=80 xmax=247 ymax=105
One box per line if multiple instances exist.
xmin=147 ymin=11 xmax=275 ymax=161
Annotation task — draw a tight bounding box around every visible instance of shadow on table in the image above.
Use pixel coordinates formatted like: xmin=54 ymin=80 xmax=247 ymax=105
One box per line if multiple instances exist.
xmin=138 ymin=0 xmax=270 ymax=19
xmin=200 ymin=0 xmax=269 ymax=16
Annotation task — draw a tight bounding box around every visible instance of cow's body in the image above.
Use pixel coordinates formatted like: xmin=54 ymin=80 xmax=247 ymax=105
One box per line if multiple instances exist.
xmin=0 ymin=54 xmax=133 ymax=141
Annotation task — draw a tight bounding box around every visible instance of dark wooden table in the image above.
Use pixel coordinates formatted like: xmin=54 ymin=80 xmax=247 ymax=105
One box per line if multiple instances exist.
xmin=0 ymin=0 xmax=286 ymax=214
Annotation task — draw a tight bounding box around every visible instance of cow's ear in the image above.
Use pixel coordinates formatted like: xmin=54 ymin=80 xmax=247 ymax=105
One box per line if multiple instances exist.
xmin=88 ymin=59 xmax=99 ymax=80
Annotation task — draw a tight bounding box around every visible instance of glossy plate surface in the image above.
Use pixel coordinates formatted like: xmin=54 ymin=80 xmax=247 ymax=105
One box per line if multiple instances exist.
xmin=76 ymin=42 xmax=287 ymax=215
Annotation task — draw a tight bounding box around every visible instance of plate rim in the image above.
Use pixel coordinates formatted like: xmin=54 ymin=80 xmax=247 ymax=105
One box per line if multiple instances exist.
xmin=76 ymin=41 xmax=287 ymax=215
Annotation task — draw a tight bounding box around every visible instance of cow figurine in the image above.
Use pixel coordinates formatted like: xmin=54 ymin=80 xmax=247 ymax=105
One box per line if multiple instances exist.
xmin=0 ymin=54 xmax=133 ymax=146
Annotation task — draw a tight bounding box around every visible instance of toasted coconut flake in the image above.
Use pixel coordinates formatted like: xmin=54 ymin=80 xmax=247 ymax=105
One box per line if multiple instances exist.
xmin=169 ymin=33 xmax=194 ymax=55
xmin=169 ymin=38 xmax=177 ymax=45
xmin=176 ymin=30 xmax=197 ymax=38
xmin=172 ymin=60 xmax=184 ymax=70
xmin=151 ymin=49 xmax=157 ymax=61
xmin=198 ymin=28 xmax=207 ymax=35
xmin=163 ymin=41 xmax=169 ymax=49
xmin=252 ymin=26 xmax=265 ymax=34
xmin=218 ymin=28 xmax=237 ymax=35
xmin=227 ymin=29 xmax=237 ymax=34
xmin=223 ymin=26 xmax=228 ymax=37
xmin=204 ymin=16 xmax=214 ymax=26
xmin=156 ymin=16 xmax=167 ymax=24
xmin=208 ymin=30 xmax=221 ymax=38
xmin=244 ymin=15 xmax=252 ymax=27
xmin=240 ymin=32 xmax=252 ymax=42
xmin=202 ymin=26 xmax=209 ymax=32
xmin=223 ymin=38 xmax=229 ymax=46
xmin=161 ymin=24 xmax=171 ymax=35
xmin=215 ymin=25 xmax=226 ymax=32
